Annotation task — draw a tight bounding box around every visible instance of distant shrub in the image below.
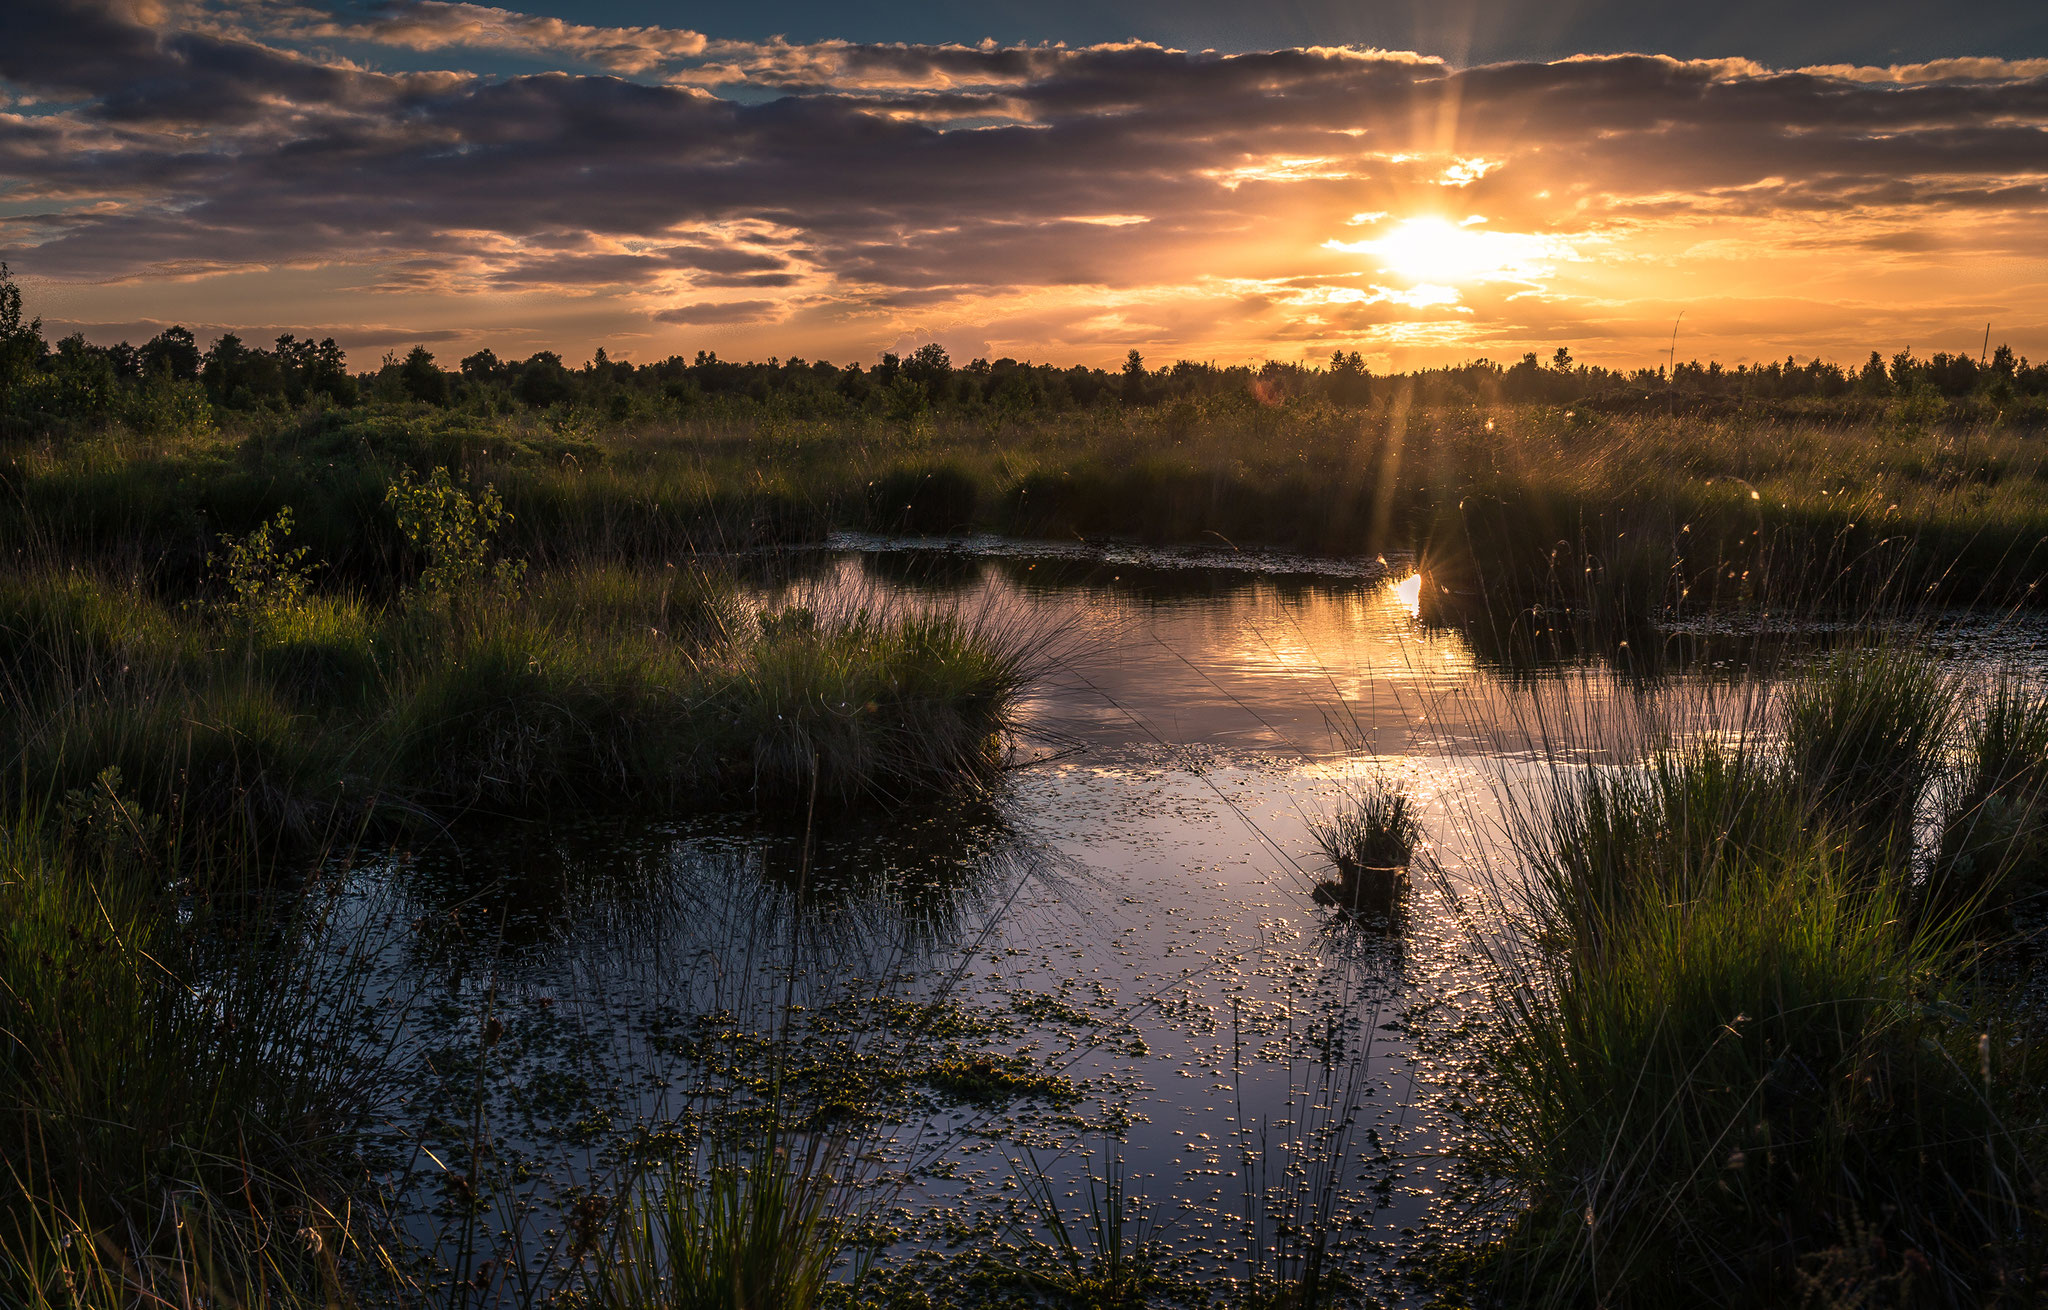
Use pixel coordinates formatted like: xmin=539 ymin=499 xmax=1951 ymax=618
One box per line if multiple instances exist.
xmin=385 ymin=465 xmax=524 ymax=600
xmin=206 ymin=506 xmax=318 ymax=633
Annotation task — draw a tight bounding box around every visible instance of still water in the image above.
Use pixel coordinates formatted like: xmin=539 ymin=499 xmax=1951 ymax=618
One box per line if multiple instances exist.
xmin=335 ymin=535 xmax=2048 ymax=1302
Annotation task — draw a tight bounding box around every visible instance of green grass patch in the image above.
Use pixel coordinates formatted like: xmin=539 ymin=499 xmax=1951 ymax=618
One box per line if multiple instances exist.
xmin=1467 ymin=715 xmax=2048 ymax=1305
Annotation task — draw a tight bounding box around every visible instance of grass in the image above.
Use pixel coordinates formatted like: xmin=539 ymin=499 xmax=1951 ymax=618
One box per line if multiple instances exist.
xmin=12 ymin=399 xmax=2048 ymax=613
xmin=1930 ymin=675 xmax=2048 ymax=928
xmin=582 ymin=1133 xmax=850 ymax=1310
xmin=1781 ymin=644 xmax=1961 ymax=870
xmin=1456 ymin=651 xmax=2048 ymax=1307
xmin=0 ymin=542 xmax=1040 ymax=858
xmin=1005 ymin=1151 xmax=1172 ymax=1310
xmin=15 ymin=385 xmax=2048 ymax=1304
xmin=0 ymin=467 xmax=1045 ymax=1302
xmin=0 ymin=807 xmax=396 ymax=1307
xmin=1309 ymin=780 xmax=1422 ymax=914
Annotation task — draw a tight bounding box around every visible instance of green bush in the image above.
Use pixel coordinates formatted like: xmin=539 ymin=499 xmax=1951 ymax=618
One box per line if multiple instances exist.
xmin=386 ymin=464 xmax=525 ymax=600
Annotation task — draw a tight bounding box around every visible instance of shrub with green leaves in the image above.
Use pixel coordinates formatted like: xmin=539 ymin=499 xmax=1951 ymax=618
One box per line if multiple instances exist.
xmin=56 ymin=764 xmax=161 ymax=878
xmin=206 ymin=505 xmax=317 ymax=633
xmin=385 ymin=465 xmax=524 ymax=599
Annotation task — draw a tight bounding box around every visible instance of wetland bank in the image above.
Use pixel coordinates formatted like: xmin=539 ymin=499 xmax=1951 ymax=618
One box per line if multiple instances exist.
xmin=7 ymin=273 xmax=2048 ymax=1307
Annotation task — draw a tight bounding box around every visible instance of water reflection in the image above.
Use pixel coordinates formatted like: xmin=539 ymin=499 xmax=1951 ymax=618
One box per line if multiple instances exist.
xmin=342 ymin=537 xmax=2048 ymax=1302
xmin=384 ymin=797 xmax=1038 ymax=978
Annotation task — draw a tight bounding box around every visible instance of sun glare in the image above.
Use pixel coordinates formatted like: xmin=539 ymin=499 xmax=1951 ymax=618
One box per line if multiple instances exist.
xmin=1395 ymin=572 xmax=1423 ymax=617
xmin=1326 ymin=217 xmax=1565 ymax=287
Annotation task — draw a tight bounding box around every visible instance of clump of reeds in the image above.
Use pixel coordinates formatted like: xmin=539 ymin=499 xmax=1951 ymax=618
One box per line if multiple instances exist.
xmin=1005 ymin=1152 xmax=1171 ymax=1310
xmin=1781 ymin=643 xmax=1960 ymax=869
xmin=1309 ymin=781 xmax=1420 ymax=912
xmin=1529 ymin=740 xmax=1808 ymax=956
xmin=582 ymin=1133 xmax=849 ymax=1310
xmin=720 ymin=607 xmax=1037 ymax=804
xmin=1929 ymin=674 xmax=2048 ymax=927
xmin=0 ymin=488 xmax=1042 ymax=849
xmin=0 ymin=806 xmax=394 ymax=1306
xmin=1464 ymin=675 xmax=2048 ymax=1305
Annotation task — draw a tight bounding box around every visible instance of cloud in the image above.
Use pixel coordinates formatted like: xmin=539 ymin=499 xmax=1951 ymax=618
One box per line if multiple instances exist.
xmin=1797 ymin=57 xmax=2048 ymax=85
xmin=336 ymin=2 xmax=710 ymax=75
xmin=485 ymin=245 xmax=794 ymax=288
xmin=651 ymin=300 xmax=781 ymax=325
xmin=3 ymin=0 xmax=2047 ymax=366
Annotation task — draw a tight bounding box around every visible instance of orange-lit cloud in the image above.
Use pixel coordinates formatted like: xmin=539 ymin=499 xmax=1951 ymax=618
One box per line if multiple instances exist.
xmin=3 ymin=1 xmax=2047 ymax=371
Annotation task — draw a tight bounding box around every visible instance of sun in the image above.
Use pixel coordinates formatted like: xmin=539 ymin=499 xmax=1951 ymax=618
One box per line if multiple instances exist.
xmin=1326 ymin=217 xmax=1564 ymax=287
xmin=1370 ymin=218 xmax=1507 ymax=283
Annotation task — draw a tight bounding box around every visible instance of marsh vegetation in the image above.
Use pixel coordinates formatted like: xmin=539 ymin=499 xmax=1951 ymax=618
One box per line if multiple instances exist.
xmin=7 ymin=270 xmax=2048 ymax=1308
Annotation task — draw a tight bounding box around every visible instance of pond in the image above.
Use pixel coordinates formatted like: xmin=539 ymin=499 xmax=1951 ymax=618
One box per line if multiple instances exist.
xmin=330 ymin=533 xmax=2048 ymax=1304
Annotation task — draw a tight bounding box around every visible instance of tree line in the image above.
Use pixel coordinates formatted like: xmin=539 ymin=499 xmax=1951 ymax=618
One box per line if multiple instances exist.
xmin=3 ymin=265 xmax=2044 ymax=436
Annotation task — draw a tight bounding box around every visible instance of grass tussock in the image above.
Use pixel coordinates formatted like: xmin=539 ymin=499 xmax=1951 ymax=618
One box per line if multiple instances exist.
xmin=583 ymin=1134 xmax=849 ymax=1310
xmin=1781 ymin=644 xmax=1961 ymax=866
xmin=1312 ymin=782 xmax=1422 ymax=874
xmin=1463 ymin=652 xmax=2048 ymax=1307
xmin=1310 ymin=780 xmax=1422 ymax=913
xmin=1930 ymin=675 xmax=2048 ymax=928
xmin=0 ymin=483 xmax=1040 ymax=856
xmin=0 ymin=808 xmax=390 ymax=1307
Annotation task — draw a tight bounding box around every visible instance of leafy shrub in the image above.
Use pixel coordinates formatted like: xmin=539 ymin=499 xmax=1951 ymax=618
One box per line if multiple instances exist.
xmin=206 ymin=505 xmax=317 ymax=633
xmin=386 ymin=465 xmax=524 ymax=599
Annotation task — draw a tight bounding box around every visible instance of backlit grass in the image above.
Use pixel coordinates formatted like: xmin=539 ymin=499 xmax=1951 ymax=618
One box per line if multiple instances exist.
xmin=1459 ymin=657 xmax=2048 ymax=1307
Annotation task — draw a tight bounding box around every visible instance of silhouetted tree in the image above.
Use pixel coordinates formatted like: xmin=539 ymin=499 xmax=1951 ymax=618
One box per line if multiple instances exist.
xmin=516 ymin=351 xmax=572 ymax=408
xmin=273 ymin=334 xmax=354 ymax=405
xmin=141 ymin=326 xmax=200 ymax=381
xmin=1889 ymin=347 xmax=1920 ymax=391
xmin=1121 ymin=349 xmax=1150 ymax=405
xmin=0 ymin=262 xmax=45 ymax=415
xmin=904 ymin=342 xmax=952 ymax=397
xmin=399 ymin=345 xmax=448 ymax=405
xmin=1925 ymin=352 xmax=1978 ymax=398
xmin=1325 ymin=349 xmax=1371 ymax=405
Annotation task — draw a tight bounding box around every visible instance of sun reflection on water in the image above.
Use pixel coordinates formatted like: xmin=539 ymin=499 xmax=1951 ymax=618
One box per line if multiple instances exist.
xmin=1395 ymin=571 xmax=1423 ymax=617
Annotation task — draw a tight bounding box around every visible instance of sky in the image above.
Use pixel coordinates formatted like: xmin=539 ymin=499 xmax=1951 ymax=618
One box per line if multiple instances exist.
xmin=3 ymin=0 xmax=2047 ymax=372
